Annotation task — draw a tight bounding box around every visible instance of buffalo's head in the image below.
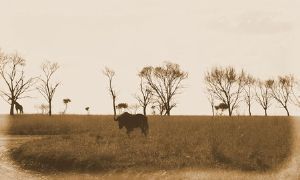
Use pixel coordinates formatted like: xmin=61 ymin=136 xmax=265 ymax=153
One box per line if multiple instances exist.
xmin=116 ymin=112 xmax=131 ymax=129
xmin=117 ymin=116 xmax=123 ymax=129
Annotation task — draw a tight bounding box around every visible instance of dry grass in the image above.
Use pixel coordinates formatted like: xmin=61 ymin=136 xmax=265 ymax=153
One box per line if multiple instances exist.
xmin=3 ymin=115 xmax=113 ymax=135
xmin=5 ymin=115 xmax=294 ymax=173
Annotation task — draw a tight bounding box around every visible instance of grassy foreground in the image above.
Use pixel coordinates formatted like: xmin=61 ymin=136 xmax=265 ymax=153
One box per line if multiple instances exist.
xmin=3 ymin=115 xmax=294 ymax=172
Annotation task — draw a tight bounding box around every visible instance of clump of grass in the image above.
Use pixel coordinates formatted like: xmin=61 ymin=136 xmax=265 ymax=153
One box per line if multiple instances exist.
xmin=9 ymin=115 xmax=294 ymax=172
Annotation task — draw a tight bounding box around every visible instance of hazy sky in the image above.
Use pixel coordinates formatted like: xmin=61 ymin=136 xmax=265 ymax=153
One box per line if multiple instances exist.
xmin=0 ymin=0 xmax=300 ymax=115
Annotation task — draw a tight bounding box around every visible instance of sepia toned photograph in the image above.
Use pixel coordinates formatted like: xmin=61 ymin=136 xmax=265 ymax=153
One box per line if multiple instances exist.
xmin=0 ymin=0 xmax=299 ymax=179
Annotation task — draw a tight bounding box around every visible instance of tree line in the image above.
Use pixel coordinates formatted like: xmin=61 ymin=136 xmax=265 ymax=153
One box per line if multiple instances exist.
xmin=1 ymin=49 xmax=300 ymax=116
xmin=104 ymin=65 xmax=300 ymax=117
xmin=103 ymin=62 xmax=188 ymax=118
xmin=205 ymin=66 xmax=299 ymax=116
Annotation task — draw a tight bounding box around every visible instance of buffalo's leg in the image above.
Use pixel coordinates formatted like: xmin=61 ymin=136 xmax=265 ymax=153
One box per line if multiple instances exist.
xmin=141 ymin=127 xmax=147 ymax=137
xmin=126 ymin=129 xmax=132 ymax=137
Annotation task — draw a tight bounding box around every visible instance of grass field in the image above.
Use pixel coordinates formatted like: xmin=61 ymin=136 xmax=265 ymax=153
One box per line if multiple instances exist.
xmin=3 ymin=115 xmax=294 ymax=174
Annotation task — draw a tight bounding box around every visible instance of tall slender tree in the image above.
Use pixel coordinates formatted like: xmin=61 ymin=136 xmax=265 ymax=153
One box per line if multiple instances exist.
xmin=135 ymin=76 xmax=153 ymax=115
xmin=243 ymin=74 xmax=255 ymax=116
xmin=36 ymin=61 xmax=60 ymax=116
xmin=103 ymin=67 xmax=117 ymax=119
xmin=255 ymin=79 xmax=273 ymax=116
xmin=206 ymin=90 xmax=215 ymax=116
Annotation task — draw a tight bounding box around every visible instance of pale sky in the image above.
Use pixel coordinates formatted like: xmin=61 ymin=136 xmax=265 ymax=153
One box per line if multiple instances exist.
xmin=0 ymin=0 xmax=300 ymax=115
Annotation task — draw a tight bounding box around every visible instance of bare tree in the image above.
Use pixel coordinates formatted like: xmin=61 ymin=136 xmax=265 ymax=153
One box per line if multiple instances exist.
xmin=255 ymin=79 xmax=273 ymax=116
xmin=0 ymin=52 xmax=36 ymax=115
xmin=139 ymin=62 xmax=188 ymax=116
xmin=41 ymin=104 xmax=49 ymax=114
xmin=204 ymin=66 xmax=245 ymax=116
xmin=63 ymin=98 xmax=71 ymax=114
xmin=103 ymin=67 xmax=117 ymax=119
xmin=36 ymin=104 xmax=49 ymax=114
xmin=243 ymin=74 xmax=255 ymax=116
xmin=36 ymin=61 xmax=60 ymax=116
xmin=129 ymin=104 xmax=140 ymax=114
xmin=135 ymin=76 xmax=153 ymax=115
xmin=269 ymin=75 xmax=295 ymax=116
xmin=206 ymin=90 xmax=215 ymax=116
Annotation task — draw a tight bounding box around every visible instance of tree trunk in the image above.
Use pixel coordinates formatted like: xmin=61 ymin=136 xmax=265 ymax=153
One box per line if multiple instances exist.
xmin=284 ymin=106 xmax=290 ymax=116
xmin=248 ymin=104 xmax=252 ymax=116
xmin=113 ymin=96 xmax=116 ymax=119
xmin=143 ymin=106 xmax=146 ymax=116
xmin=159 ymin=104 xmax=164 ymax=116
xmin=64 ymin=104 xmax=67 ymax=114
xmin=49 ymin=100 xmax=52 ymax=116
xmin=211 ymin=104 xmax=215 ymax=116
xmin=228 ymin=108 xmax=232 ymax=116
xmin=264 ymin=108 xmax=267 ymax=116
xmin=165 ymin=106 xmax=171 ymax=116
xmin=10 ymin=103 xmax=14 ymax=115
xmin=227 ymin=102 xmax=232 ymax=116
xmin=167 ymin=110 xmax=170 ymax=116
xmin=165 ymin=102 xmax=171 ymax=116
xmin=159 ymin=109 xmax=163 ymax=116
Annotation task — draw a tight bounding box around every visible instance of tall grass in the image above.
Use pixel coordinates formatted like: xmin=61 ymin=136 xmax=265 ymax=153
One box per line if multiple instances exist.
xmin=6 ymin=115 xmax=294 ymax=172
xmin=3 ymin=115 xmax=113 ymax=135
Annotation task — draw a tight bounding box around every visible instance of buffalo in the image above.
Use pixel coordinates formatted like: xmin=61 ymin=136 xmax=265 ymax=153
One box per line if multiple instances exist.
xmin=115 ymin=112 xmax=149 ymax=136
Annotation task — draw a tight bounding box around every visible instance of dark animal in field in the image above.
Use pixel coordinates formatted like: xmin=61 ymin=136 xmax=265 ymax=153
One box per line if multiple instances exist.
xmin=214 ymin=103 xmax=228 ymax=115
xmin=15 ymin=101 xmax=24 ymax=114
xmin=115 ymin=112 xmax=149 ymax=136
